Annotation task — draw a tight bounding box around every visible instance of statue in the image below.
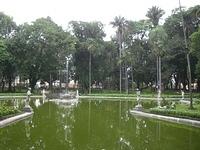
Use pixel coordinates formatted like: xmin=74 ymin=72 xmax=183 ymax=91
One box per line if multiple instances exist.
xmin=24 ymin=88 xmax=33 ymax=112
xmin=181 ymin=90 xmax=184 ymax=100
xmin=134 ymin=88 xmax=142 ymax=110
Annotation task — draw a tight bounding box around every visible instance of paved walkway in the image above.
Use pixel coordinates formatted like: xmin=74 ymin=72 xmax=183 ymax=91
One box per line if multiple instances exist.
xmin=130 ymin=110 xmax=200 ymax=128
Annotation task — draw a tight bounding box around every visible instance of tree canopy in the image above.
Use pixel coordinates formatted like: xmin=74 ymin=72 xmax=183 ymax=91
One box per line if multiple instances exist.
xmin=0 ymin=5 xmax=200 ymax=93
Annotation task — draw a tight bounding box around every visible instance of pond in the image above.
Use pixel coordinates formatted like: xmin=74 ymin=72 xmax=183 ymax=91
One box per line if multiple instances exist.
xmin=0 ymin=99 xmax=200 ymax=150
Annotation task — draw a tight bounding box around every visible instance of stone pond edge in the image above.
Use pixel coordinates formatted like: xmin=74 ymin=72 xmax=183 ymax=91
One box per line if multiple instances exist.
xmin=130 ymin=110 xmax=200 ymax=128
xmin=0 ymin=111 xmax=33 ymax=128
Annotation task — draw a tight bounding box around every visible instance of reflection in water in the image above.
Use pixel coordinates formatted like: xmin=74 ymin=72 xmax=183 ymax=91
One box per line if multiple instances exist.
xmin=55 ymin=99 xmax=79 ymax=149
xmin=0 ymin=99 xmax=200 ymax=150
xmin=34 ymin=99 xmax=41 ymax=108
xmin=25 ymin=119 xmax=31 ymax=139
xmin=13 ymin=99 xmax=19 ymax=109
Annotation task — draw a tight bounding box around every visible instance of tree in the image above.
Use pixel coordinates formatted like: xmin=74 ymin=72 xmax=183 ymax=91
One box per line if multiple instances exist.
xmin=124 ymin=20 xmax=154 ymax=90
xmin=191 ymin=27 xmax=200 ymax=91
xmin=111 ymin=16 xmax=127 ymax=93
xmin=11 ymin=17 xmax=75 ymax=90
xmin=0 ymin=12 xmax=16 ymax=38
xmin=70 ymin=21 xmax=105 ymax=93
xmin=0 ymin=12 xmax=17 ymax=92
xmin=87 ymin=38 xmax=100 ymax=94
xmin=146 ymin=6 xmax=165 ymax=27
xmin=0 ymin=39 xmax=9 ymax=91
xmin=146 ymin=6 xmax=165 ymax=94
xmin=178 ymin=3 xmax=200 ymax=109
xmin=149 ymin=26 xmax=168 ymax=106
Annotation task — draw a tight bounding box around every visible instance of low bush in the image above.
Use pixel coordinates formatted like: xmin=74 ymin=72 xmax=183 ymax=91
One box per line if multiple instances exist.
xmin=0 ymin=105 xmax=20 ymax=118
xmin=150 ymin=107 xmax=200 ymax=120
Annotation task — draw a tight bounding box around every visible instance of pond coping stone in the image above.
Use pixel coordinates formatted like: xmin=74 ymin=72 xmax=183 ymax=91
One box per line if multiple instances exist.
xmin=0 ymin=112 xmax=33 ymax=128
xmin=130 ymin=109 xmax=200 ymax=128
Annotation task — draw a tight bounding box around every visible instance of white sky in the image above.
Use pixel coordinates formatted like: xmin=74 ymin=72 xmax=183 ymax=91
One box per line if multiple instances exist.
xmin=0 ymin=0 xmax=199 ymax=40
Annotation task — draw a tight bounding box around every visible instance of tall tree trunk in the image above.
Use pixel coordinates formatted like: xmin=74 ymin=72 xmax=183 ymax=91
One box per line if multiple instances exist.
xmin=136 ymin=81 xmax=140 ymax=89
xmin=49 ymin=73 xmax=52 ymax=91
xmin=187 ymin=54 xmax=193 ymax=108
xmin=179 ymin=0 xmax=193 ymax=109
xmin=159 ymin=56 xmax=162 ymax=93
xmin=30 ymin=75 xmax=37 ymax=92
xmin=131 ymin=65 xmax=134 ymax=92
xmin=157 ymin=56 xmax=159 ymax=90
xmin=125 ymin=65 xmax=128 ymax=94
xmin=19 ymin=76 xmax=22 ymax=92
xmin=1 ymin=77 xmax=5 ymax=92
xmin=8 ymin=76 xmax=12 ymax=92
xmin=119 ymin=37 xmax=122 ymax=93
xmin=197 ymin=79 xmax=200 ymax=92
xmin=59 ymin=70 xmax=61 ymax=92
xmin=89 ymin=51 xmax=91 ymax=94
xmin=174 ymin=74 xmax=179 ymax=90
xmin=66 ymin=57 xmax=69 ymax=94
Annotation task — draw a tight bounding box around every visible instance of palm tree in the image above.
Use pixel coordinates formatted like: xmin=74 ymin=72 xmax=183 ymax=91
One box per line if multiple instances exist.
xmin=111 ymin=16 xmax=127 ymax=93
xmin=149 ymin=26 xmax=168 ymax=106
xmin=87 ymin=38 xmax=97 ymax=94
xmin=146 ymin=6 xmax=165 ymax=27
xmin=146 ymin=6 xmax=165 ymax=101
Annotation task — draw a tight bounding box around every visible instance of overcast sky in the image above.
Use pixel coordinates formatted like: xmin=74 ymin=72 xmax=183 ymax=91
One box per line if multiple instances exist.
xmin=0 ymin=0 xmax=199 ymax=40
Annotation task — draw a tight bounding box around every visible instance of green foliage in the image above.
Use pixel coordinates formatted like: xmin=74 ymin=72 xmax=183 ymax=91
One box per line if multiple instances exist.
xmin=191 ymin=28 xmax=200 ymax=54
xmin=0 ymin=39 xmax=9 ymax=63
xmin=0 ymin=12 xmax=16 ymax=38
xmin=191 ymin=28 xmax=200 ymax=78
xmin=149 ymin=26 xmax=168 ymax=56
xmin=70 ymin=21 xmax=106 ymax=92
xmin=0 ymin=5 xmax=199 ymax=93
xmin=150 ymin=104 xmax=200 ymax=120
xmin=0 ymin=105 xmax=20 ymax=118
xmin=11 ymin=17 xmax=76 ymax=89
xmin=146 ymin=6 xmax=165 ymax=27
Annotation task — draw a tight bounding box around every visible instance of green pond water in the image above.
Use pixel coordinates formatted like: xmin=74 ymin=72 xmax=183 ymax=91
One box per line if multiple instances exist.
xmin=1 ymin=99 xmax=200 ymax=150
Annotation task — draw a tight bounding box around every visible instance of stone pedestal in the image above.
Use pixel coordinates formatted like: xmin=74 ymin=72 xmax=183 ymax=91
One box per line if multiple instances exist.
xmin=23 ymin=105 xmax=33 ymax=112
xmin=134 ymin=104 xmax=143 ymax=111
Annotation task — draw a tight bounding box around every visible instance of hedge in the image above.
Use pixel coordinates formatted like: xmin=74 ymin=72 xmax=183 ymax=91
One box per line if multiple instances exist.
xmin=0 ymin=105 xmax=20 ymax=118
xmin=150 ymin=108 xmax=200 ymax=120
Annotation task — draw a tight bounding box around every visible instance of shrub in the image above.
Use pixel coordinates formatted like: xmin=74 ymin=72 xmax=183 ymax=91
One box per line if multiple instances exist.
xmin=0 ymin=105 xmax=20 ymax=118
xmin=150 ymin=107 xmax=200 ymax=120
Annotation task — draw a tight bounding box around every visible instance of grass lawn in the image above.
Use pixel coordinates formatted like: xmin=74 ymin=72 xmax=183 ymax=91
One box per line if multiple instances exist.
xmin=0 ymin=93 xmax=27 ymax=96
xmin=84 ymin=90 xmax=200 ymax=99
xmin=0 ymin=92 xmax=41 ymax=97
